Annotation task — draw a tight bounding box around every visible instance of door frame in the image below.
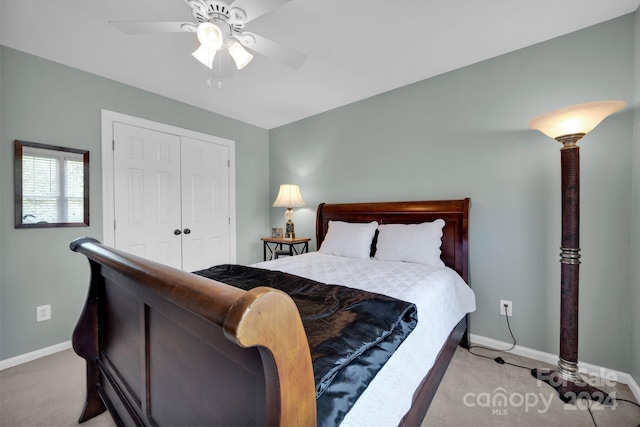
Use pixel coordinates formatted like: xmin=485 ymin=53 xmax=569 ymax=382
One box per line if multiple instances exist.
xmin=101 ymin=109 xmax=237 ymax=262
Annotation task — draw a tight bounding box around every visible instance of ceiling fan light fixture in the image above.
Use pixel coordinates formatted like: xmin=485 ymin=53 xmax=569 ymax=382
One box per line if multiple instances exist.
xmin=228 ymin=40 xmax=253 ymax=70
xmin=197 ymin=22 xmax=224 ymax=51
xmin=192 ymin=44 xmax=215 ymax=68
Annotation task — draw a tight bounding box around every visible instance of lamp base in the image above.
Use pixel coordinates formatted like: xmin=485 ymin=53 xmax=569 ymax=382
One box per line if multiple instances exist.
xmin=531 ymin=368 xmax=612 ymax=405
xmin=285 ymin=220 xmax=295 ymax=239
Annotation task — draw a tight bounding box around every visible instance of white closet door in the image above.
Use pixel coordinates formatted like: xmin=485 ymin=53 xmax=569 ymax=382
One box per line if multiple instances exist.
xmin=113 ymin=123 xmax=183 ymax=269
xmin=180 ymin=137 xmax=231 ymax=271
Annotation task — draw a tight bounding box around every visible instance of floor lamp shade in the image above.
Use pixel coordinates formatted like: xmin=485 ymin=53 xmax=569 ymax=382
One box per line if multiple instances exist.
xmin=273 ymin=184 xmax=305 ymax=239
xmin=528 ymin=100 xmax=625 ymax=404
xmin=529 ymin=100 xmax=626 ymax=139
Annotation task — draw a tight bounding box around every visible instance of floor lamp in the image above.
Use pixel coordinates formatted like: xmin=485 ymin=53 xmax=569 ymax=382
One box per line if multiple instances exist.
xmin=528 ymin=100 xmax=626 ymax=404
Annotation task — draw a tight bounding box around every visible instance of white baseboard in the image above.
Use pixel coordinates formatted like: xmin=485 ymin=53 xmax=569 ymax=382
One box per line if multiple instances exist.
xmin=470 ymin=334 xmax=640 ymax=403
xmin=628 ymin=377 xmax=640 ymax=404
xmin=0 ymin=341 xmax=72 ymax=371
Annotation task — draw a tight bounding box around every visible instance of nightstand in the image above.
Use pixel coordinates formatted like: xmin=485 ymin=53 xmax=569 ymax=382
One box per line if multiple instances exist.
xmin=261 ymin=237 xmax=311 ymax=261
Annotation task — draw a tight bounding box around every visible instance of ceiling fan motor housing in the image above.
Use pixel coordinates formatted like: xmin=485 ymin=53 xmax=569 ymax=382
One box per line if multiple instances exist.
xmin=187 ymin=0 xmax=246 ymax=33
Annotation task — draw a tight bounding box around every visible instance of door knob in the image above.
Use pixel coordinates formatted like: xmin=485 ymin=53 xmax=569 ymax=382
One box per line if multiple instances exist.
xmin=183 ymin=228 xmax=191 ymax=235
xmin=174 ymin=229 xmax=182 ymax=235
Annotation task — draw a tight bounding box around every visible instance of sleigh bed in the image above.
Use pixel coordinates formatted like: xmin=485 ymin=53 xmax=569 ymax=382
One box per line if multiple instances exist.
xmin=71 ymin=198 xmax=473 ymax=427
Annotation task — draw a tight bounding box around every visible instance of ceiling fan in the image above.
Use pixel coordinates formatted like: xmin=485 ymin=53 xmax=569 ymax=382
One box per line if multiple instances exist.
xmin=110 ymin=0 xmax=308 ymax=77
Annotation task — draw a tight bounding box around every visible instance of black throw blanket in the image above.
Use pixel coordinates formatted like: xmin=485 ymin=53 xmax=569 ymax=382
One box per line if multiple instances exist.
xmin=193 ymin=264 xmax=418 ymax=426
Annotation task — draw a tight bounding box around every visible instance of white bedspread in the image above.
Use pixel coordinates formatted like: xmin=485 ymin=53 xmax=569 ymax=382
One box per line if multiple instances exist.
xmin=252 ymin=252 xmax=476 ymax=426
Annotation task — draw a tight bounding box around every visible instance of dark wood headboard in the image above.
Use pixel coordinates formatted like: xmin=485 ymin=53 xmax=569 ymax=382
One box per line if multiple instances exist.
xmin=316 ymin=199 xmax=470 ymax=284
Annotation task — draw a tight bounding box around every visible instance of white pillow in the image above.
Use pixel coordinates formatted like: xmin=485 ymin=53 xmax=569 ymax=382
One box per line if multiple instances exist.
xmin=318 ymin=221 xmax=379 ymax=259
xmin=374 ymin=219 xmax=446 ymax=266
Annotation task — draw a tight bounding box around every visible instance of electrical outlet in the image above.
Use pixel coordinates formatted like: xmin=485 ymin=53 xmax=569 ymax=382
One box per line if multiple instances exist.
xmin=36 ymin=305 xmax=51 ymax=322
xmin=500 ymin=300 xmax=513 ymax=317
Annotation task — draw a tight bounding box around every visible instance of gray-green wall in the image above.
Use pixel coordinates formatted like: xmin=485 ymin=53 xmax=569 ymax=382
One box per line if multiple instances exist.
xmin=2 ymin=12 xmax=639 ymax=385
xmin=270 ymin=14 xmax=637 ymax=376
xmin=0 ymin=46 xmax=270 ymax=360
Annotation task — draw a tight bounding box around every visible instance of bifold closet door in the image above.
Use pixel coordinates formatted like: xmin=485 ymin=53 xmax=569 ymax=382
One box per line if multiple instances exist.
xmin=113 ymin=124 xmax=232 ymax=271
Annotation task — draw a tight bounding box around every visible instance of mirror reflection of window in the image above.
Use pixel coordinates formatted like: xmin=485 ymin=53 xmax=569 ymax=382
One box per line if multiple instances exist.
xmin=15 ymin=140 xmax=89 ymax=228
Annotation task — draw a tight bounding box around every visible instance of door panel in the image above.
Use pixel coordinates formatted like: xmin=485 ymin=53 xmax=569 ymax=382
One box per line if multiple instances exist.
xmin=113 ymin=123 xmax=183 ymax=269
xmin=181 ymin=137 xmax=231 ymax=271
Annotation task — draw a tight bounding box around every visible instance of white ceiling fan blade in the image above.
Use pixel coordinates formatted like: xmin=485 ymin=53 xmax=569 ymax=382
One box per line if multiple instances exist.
xmin=228 ymin=0 xmax=292 ymax=23
xmin=239 ymin=32 xmax=307 ymax=70
xmin=109 ymin=21 xmax=195 ymax=35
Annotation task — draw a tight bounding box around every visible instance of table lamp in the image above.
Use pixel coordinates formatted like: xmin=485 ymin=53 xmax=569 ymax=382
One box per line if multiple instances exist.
xmin=273 ymin=184 xmax=305 ymax=239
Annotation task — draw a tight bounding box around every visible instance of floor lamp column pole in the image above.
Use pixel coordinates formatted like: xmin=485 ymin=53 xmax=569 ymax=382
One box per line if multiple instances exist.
xmin=557 ymin=135 xmax=582 ymax=381
xmin=531 ymin=134 xmax=611 ymax=404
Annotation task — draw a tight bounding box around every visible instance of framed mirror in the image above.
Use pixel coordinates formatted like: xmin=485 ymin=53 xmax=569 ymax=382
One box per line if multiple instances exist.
xmin=15 ymin=140 xmax=89 ymax=228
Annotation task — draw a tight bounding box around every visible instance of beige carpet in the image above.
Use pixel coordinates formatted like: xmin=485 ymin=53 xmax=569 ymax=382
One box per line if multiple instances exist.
xmin=1 ymin=346 xmax=638 ymax=426
xmin=422 ymin=346 xmax=640 ymax=427
xmin=0 ymin=350 xmax=115 ymax=427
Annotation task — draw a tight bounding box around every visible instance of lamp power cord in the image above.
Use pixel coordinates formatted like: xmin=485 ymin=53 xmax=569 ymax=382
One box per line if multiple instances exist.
xmin=466 ymin=304 xmax=529 ymax=370
xmin=466 ymin=304 xmax=640 ymax=427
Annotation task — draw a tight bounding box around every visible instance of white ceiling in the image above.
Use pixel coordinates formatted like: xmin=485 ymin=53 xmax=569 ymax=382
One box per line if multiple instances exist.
xmin=1 ymin=0 xmax=638 ymax=129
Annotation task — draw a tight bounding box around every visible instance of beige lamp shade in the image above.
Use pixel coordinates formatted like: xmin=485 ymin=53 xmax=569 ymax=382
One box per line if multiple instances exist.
xmin=529 ymin=100 xmax=626 ymax=139
xmin=273 ymin=184 xmax=305 ymax=208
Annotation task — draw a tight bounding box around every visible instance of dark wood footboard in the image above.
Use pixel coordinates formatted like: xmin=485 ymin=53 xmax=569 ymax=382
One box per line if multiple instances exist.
xmin=70 ymin=237 xmax=316 ymax=427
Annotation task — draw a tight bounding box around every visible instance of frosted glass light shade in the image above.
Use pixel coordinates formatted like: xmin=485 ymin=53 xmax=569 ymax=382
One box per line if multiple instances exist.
xmin=228 ymin=41 xmax=254 ymax=70
xmin=197 ymin=22 xmax=224 ymax=51
xmin=529 ymin=100 xmax=626 ymax=139
xmin=273 ymin=184 xmax=305 ymax=208
xmin=192 ymin=44 xmax=215 ymax=68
